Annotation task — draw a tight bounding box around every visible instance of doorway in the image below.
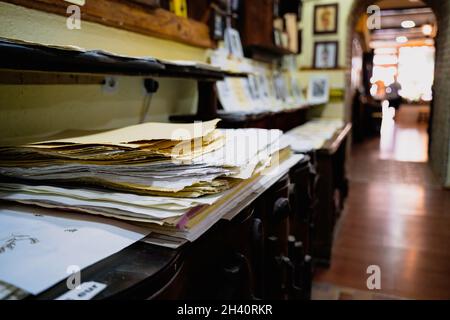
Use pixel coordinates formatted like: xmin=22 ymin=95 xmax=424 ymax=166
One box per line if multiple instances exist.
xmin=352 ymin=1 xmax=436 ymax=164
xmin=311 ymin=0 xmax=450 ymax=300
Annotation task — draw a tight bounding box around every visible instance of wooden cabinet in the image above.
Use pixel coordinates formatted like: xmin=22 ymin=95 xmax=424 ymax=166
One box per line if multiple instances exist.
xmin=239 ymin=0 xmax=275 ymax=50
xmin=238 ymin=0 xmax=300 ymax=60
xmin=313 ymin=125 xmax=351 ymax=267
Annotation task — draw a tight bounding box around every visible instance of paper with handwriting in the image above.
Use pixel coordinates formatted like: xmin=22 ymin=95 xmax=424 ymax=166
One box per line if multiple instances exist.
xmin=0 ymin=205 xmax=148 ymax=295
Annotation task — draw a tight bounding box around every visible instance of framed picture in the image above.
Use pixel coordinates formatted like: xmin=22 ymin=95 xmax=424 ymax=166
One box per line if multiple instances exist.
xmin=290 ymin=75 xmax=305 ymax=104
xmin=274 ymin=29 xmax=282 ymax=47
xmin=313 ymin=41 xmax=338 ymax=69
xmin=230 ymin=0 xmax=240 ymax=11
xmin=307 ymin=75 xmax=329 ymax=104
xmin=224 ymin=27 xmax=244 ymax=58
xmin=247 ymin=75 xmax=261 ymax=101
xmin=274 ymin=73 xmax=288 ymax=102
xmin=313 ymin=3 xmax=338 ymax=34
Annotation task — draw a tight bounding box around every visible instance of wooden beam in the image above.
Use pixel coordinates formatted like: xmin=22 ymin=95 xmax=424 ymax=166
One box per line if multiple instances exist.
xmin=2 ymin=0 xmax=214 ymax=48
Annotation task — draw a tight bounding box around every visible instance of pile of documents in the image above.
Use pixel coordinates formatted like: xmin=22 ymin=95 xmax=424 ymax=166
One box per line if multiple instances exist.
xmin=284 ymin=119 xmax=345 ymax=152
xmin=0 ymin=120 xmax=289 ymax=240
xmin=0 ymin=120 xmax=236 ymax=198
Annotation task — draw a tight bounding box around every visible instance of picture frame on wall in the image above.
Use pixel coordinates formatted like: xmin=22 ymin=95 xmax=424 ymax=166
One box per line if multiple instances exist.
xmin=224 ymin=27 xmax=244 ymax=58
xmin=210 ymin=10 xmax=225 ymax=41
xmin=313 ymin=3 xmax=338 ymax=34
xmin=313 ymin=41 xmax=339 ymax=69
xmin=290 ymin=75 xmax=306 ymax=105
xmin=307 ymin=75 xmax=329 ymax=105
xmin=274 ymin=29 xmax=282 ymax=47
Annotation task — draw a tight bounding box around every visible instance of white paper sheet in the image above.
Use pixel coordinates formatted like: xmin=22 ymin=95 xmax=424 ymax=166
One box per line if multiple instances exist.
xmin=0 ymin=205 xmax=149 ymax=295
xmin=32 ymin=119 xmax=220 ymax=146
xmin=0 ymin=192 xmax=186 ymax=219
xmin=0 ymin=183 xmax=222 ymax=209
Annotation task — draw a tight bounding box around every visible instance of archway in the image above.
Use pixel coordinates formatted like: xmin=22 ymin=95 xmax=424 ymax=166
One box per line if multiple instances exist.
xmin=345 ymin=0 xmax=450 ymax=186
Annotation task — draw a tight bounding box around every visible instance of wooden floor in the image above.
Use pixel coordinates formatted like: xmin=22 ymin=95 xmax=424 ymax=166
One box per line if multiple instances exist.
xmin=314 ymin=105 xmax=450 ymax=300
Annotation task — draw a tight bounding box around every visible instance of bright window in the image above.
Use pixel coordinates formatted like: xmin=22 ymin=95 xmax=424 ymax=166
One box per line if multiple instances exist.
xmin=397 ymin=46 xmax=435 ymax=101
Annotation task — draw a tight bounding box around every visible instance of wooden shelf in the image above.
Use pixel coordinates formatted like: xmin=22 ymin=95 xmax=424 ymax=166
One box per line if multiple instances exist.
xmin=4 ymin=0 xmax=214 ymax=49
xmin=170 ymin=104 xmax=316 ymax=132
xmin=246 ymin=44 xmax=296 ymax=56
xmin=245 ymin=44 xmax=297 ymax=62
xmin=0 ymin=38 xmax=247 ymax=81
xmin=239 ymin=0 xmax=299 ymax=61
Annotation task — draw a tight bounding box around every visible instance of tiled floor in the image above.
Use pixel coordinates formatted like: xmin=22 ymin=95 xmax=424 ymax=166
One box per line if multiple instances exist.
xmin=313 ymin=105 xmax=450 ymax=300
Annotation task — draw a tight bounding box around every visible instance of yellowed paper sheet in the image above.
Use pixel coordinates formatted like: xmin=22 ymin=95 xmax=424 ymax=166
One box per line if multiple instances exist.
xmin=30 ymin=119 xmax=221 ymax=146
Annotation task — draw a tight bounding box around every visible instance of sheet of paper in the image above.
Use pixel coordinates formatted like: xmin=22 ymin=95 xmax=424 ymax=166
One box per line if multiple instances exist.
xmin=159 ymin=59 xmax=222 ymax=72
xmin=1 ymin=37 xmax=86 ymax=52
xmin=0 ymin=192 xmax=187 ymax=219
xmin=0 ymin=183 xmax=222 ymax=209
xmin=32 ymin=119 xmax=220 ymax=146
xmin=0 ymin=205 xmax=149 ymax=295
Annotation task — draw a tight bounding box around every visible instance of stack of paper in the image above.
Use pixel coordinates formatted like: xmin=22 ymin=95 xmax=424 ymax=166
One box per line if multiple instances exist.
xmin=284 ymin=119 xmax=345 ymax=152
xmin=147 ymin=151 xmax=304 ymax=241
xmin=0 ymin=120 xmax=288 ymax=238
xmin=0 ymin=182 xmax=222 ymax=225
xmin=0 ymin=120 xmax=232 ymax=197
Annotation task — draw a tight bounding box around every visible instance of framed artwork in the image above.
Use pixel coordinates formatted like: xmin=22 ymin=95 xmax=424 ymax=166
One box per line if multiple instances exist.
xmin=290 ymin=75 xmax=305 ymax=104
xmin=210 ymin=10 xmax=224 ymax=40
xmin=274 ymin=29 xmax=282 ymax=47
xmin=247 ymin=75 xmax=261 ymax=100
xmin=230 ymin=0 xmax=240 ymax=11
xmin=313 ymin=3 xmax=338 ymax=34
xmin=307 ymin=75 xmax=329 ymax=104
xmin=224 ymin=27 xmax=244 ymax=58
xmin=313 ymin=41 xmax=339 ymax=69
xmin=274 ymin=73 xmax=288 ymax=102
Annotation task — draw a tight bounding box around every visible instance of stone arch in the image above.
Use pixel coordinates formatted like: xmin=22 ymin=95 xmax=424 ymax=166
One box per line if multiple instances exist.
xmin=345 ymin=0 xmax=450 ymax=186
